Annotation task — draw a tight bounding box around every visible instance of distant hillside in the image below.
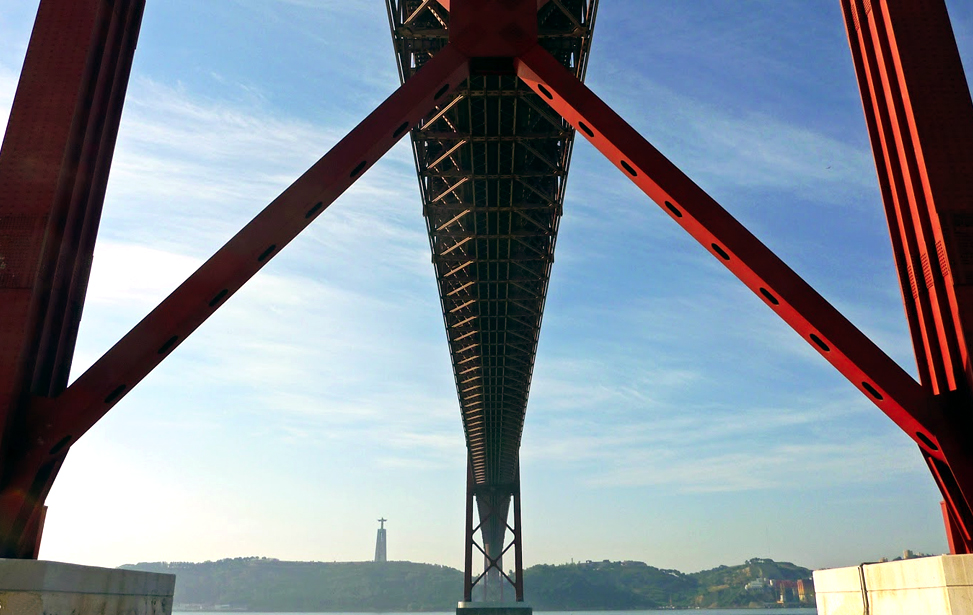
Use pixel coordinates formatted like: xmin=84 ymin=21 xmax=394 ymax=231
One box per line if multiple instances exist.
xmin=123 ymin=556 xmax=814 ymax=611
xmin=687 ymin=558 xmax=814 ymax=608
xmin=123 ymin=558 xmax=462 ymax=611
xmin=525 ymin=558 xmax=814 ymax=609
xmin=524 ymin=561 xmax=695 ymax=609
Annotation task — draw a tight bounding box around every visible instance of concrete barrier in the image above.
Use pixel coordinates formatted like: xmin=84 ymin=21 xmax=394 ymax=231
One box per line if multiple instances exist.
xmin=814 ymin=554 xmax=973 ymax=614
xmin=0 ymin=559 xmax=174 ymax=615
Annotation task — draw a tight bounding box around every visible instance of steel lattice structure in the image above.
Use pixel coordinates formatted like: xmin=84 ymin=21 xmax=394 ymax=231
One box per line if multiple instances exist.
xmin=386 ymin=2 xmax=596 ymax=597
xmin=388 ymin=0 xmax=595 ymax=491
xmin=2 ymin=0 xmax=973 ymax=605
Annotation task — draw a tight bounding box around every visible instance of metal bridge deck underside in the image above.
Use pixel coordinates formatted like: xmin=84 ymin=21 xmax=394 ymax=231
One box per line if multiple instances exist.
xmin=387 ymin=0 xmax=598 ymax=490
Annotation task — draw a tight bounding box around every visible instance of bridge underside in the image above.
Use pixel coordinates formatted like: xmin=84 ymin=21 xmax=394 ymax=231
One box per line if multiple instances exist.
xmin=387 ymin=0 xmax=596 ymax=599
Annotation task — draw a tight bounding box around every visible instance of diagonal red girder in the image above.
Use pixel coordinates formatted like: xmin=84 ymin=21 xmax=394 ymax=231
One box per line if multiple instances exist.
xmin=0 ymin=44 xmax=471 ymax=545
xmin=514 ymin=44 xmax=944 ymax=455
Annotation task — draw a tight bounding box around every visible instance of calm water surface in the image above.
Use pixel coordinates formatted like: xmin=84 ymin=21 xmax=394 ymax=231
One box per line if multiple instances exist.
xmin=173 ymin=610 xmax=818 ymax=614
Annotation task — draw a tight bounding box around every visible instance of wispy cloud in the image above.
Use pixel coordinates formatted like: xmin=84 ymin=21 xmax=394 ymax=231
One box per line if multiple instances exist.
xmin=582 ymin=67 xmax=876 ymax=209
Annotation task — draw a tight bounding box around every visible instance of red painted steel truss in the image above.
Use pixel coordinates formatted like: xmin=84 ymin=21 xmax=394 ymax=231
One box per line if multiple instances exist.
xmin=1 ymin=0 xmax=972 ymax=578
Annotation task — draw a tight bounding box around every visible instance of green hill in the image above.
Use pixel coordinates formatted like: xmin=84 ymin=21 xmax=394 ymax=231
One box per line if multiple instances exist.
xmin=686 ymin=558 xmax=814 ymax=608
xmin=123 ymin=556 xmax=815 ymax=611
xmin=123 ymin=558 xmax=462 ymax=611
xmin=524 ymin=561 xmax=696 ymax=609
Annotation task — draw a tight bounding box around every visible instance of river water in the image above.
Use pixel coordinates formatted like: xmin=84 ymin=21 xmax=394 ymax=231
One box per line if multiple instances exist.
xmin=173 ymin=610 xmax=819 ymax=614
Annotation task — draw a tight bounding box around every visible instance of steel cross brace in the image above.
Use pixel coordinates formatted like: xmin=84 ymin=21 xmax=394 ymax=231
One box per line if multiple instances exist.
xmin=0 ymin=40 xmax=470 ymax=555
xmin=463 ymin=460 xmax=524 ymax=602
xmin=515 ymin=38 xmax=973 ymax=552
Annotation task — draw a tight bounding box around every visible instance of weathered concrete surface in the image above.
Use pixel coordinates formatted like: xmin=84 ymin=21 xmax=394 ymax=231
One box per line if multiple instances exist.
xmin=0 ymin=559 xmax=174 ymax=614
xmin=457 ymin=601 xmax=533 ymax=615
xmin=814 ymin=554 xmax=973 ymax=614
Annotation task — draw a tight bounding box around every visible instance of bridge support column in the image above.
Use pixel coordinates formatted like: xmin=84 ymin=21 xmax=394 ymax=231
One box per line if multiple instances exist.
xmin=839 ymin=0 xmax=973 ymax=553
xmin=0 ymin=0 xmax=144 ymax=558
xmin=461 ymin=459 xmax=525 ymax=605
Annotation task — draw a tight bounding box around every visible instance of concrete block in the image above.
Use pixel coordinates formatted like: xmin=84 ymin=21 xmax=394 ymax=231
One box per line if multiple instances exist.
xmin=457 ymin=601 xmax=533 ymax=615
xmin=0 ymin=559 xmax=174 ymax=615
xmin=814 ymin=554 xmax=973 ymax=615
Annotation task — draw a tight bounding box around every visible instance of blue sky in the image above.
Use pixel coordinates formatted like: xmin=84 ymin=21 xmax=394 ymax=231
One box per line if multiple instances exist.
xmin=2 ymin=0 xmax=972 ymax=574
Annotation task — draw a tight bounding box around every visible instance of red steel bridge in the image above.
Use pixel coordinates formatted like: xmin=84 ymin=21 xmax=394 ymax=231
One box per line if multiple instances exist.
xmin=1 ymin=0 xmax=973 ymax=603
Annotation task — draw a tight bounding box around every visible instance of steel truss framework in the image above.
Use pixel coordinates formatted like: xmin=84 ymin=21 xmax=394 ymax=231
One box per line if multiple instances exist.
xmin=0 ymin=2 xmax=971 ymax=599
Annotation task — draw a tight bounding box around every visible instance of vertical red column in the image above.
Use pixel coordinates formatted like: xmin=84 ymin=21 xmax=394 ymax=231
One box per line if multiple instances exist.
xmin=841 ymin=0 xmax=973 ymax=551
xmin=0 ymin=0 xmax=144 ymax=557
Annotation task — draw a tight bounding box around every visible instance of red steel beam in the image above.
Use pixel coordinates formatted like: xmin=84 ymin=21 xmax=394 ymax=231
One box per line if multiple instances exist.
xmin=841 ymin=0 xmax=973 ymax=552
xmin=0 ymin=0 xmax=144 ymax=557
xmin=0 ymin=45 xmax=471 ymax=545
xmin=514 ymin=44 xmax=945 ymax=455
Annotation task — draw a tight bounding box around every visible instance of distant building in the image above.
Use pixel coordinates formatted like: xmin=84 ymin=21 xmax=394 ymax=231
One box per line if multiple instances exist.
xmin=903 ymin=549 xmax=915 ymax=560
xmin=797 ymin=578 xmax=814 ymax=603
xmin=745 ymin=578 xmax=771 ymax=591
xmin=375 ymin=518 xmax=387 ymax=562
xmin=775 ymin=580 xmax=799 ymax=604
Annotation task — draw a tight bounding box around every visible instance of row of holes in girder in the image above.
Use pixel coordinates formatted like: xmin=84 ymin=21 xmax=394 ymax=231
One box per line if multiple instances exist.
xmin=79 ymin=80 xmax=462 ymax=456
xmin=530 ymin=80 xmax=942 ymax=455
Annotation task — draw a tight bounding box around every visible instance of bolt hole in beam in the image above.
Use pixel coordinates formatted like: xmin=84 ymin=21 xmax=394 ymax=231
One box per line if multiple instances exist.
xmin=48 ymin=436 xmax=72 ymax=456
xmin=917 ymin=432 xmax=940 ymax=452
xmin=664 ymin=200 xmax=683 ymax=218
xmin=258 ymin=245 xmax=277 ymax=262
xmin=759 ymin=288 xmax=779 ymax=305
xmin=104 ymin=385 xmax=126 ymax=404
xmin=809 ymin=333 xmax=830 ymax=352
xmin=711 ymin=243 xmax=730 ymax=260
xmin=537 ymin=83 xmax=554 ymax=100
xmin=306 ymin=201 xmax=324 ymax=219
xmin=861 ymin=381 xmax=884 ymax=401
xmin=350 ymin=161 xmax=368 ymax=178
xmin=209 ymin=289 xmax=229 ymax=307
xmin=157 ymin=335 xmax=178 ymax=355
xmin=435 ymin=83 xmax=450 ymax=100
xmin=620 ymin=160 xmax=637 ymax=177
xmin=393 ymin=121 xmax=410 ymax=138
xmin=577 ymin=120 xmax=595 ymax=138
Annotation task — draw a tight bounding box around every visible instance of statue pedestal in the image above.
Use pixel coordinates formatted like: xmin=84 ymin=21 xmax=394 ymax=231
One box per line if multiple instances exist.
xmin=814 ymin=554 xmax=973 ymax=614
xmin=0 ymin=559 xmax=174 ymax=615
